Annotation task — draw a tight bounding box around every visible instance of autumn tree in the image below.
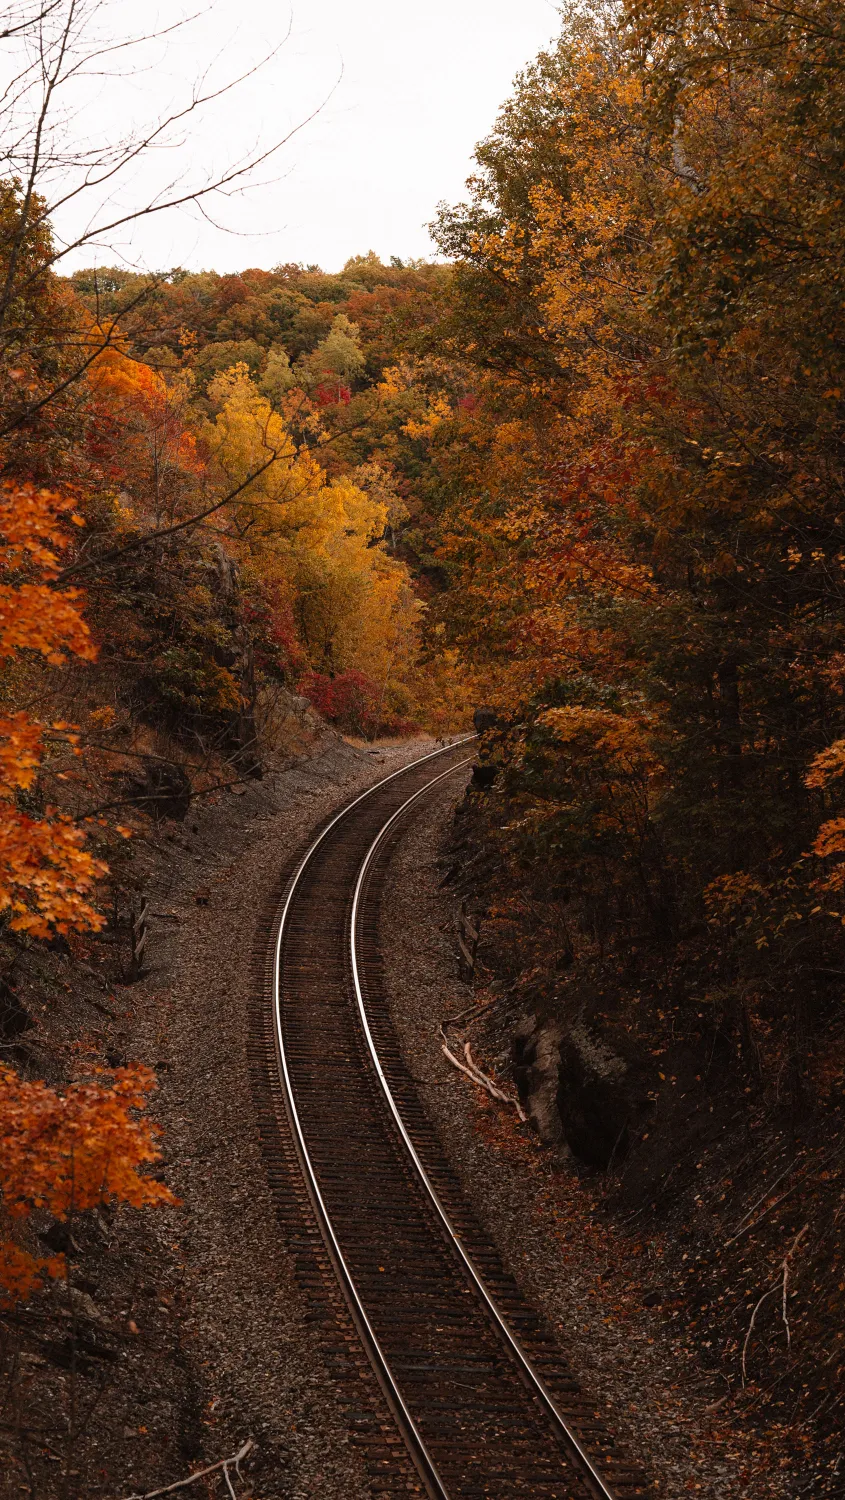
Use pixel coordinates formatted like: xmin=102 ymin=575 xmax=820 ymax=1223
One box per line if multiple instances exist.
xmin=200 ymin=363 xmax=422 ymax=727
xmin=0 ymin=480 xmax=175 ymax=1299
xmin=0 ymin=0 xmax=305 ymax=1316
xmin=0 ymin=482 xmax=103 ymax=937
xmin=86 ymin=330 xmax=201 ymax=526
xmin=297 ymin=313 xmax=366 ymax=403
xmin=0 ymin=1064 xmax=172 ymax=1303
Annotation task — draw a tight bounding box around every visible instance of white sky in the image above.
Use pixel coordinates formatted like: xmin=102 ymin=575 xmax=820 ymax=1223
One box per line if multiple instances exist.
xmin=29 ymin=0 xmax=562 ymax=275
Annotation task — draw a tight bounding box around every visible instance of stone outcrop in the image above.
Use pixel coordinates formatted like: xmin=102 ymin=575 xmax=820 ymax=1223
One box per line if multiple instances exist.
xmin=512 ymin=1015 xmax=565 ymax=1144
xmin=513 ymin=1011 xmax=652 ymax=1167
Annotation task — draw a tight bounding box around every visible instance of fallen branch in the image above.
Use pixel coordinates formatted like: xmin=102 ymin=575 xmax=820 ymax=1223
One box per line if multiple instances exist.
xmin=439 ymin=1027 xmax=527 ymax=1122
xmin=781 ymin=1223 xmax=808 ymax=1349
xmin=726 ymin=1158 xmax=804 ymax=1247
xmin=741 ymin=1285 xmax=779 ymax=1388
xmin=122 ymin=1438 xmax=254 ymax=1500
xmin=464 ymin=1041 xmax=528 ymax=1123
xmin=741 ymin=1225 xmax=808 ymax=1386
xmin=440 ymin=1028 xmax=482 ymax=1084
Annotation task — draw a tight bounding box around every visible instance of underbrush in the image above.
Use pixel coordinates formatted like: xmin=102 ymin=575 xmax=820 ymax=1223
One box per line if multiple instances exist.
xmin=453 ymin=772 xmax=845 ymax=1494
xmin=298 ymin=668 xmax=417 ymax=740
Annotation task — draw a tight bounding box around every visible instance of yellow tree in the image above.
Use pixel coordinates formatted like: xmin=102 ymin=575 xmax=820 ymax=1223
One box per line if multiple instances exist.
xmin=203 ymin=364 xmax=421 ymax=700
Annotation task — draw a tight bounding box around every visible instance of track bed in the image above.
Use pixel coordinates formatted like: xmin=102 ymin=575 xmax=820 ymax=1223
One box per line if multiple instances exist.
xmin=253 ymin=745 xmax=647 ymax=1500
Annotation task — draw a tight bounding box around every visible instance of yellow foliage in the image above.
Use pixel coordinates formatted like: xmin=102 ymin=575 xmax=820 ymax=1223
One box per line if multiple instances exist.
xmin=402 ymin=394 xmax=452 ymax=441
xmin=205 ymin=365 xmax=422 ymax=688
xmin=538 ymin=705 xmax=660 ymax=774
xmin=412 ymin=647 xmax=479 ymax=737
xmin=805 ymin=741 xmax=845 ymax=789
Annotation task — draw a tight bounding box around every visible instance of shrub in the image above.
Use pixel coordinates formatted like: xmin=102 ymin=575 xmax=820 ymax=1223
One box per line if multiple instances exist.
xmin=299 ymin=670 xmax=415 ymax=738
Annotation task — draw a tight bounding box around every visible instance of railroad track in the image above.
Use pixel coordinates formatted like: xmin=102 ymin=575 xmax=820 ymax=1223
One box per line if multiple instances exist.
xmin=250 ymin=742 xmax=647 ymax=1500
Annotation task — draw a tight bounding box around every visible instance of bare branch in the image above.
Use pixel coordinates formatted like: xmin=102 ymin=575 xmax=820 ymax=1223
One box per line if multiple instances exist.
xmin=55 ymin=447 xmax=295 ymax=583
xmin=122 ymin=1437 xmax=255 ymax=1500
xmin=0 ymin=276 xmax=162 ymax=438
xmin=0 ymin=2 xmax=63 ymax=42
xmin=34 ymin=14 xmax=296 ymax=231
xmin=0 ymin=0 xmax=328 ymax=368
xmin=741 ymin=1224 xmax=809 ymax=1386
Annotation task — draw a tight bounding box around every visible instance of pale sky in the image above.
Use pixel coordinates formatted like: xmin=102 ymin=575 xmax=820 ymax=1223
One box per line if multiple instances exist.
xmin=25 ymin=1 xmax=562 ymax=275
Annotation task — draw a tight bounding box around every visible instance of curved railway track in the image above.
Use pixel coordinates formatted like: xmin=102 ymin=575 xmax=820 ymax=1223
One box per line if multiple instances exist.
xmin=251 ymin=742 xmax=647 ymax=1500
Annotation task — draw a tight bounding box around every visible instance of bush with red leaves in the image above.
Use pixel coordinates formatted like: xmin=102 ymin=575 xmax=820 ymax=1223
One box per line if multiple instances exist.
xmin=242 ymin=581 xmax=306 ymax=678
xmin=299 ymin=670 xmax=416 ymax=738
xmin=313 ymin=382 xmax=351 ymax=407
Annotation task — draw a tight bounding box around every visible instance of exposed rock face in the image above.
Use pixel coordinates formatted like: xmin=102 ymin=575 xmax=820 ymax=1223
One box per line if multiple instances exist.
xmin=557 ymin=1022 xmax=636 ymax=1169
xmin=512 ymin=1015 xmax=565 ymax=1144
xmin=513 ymin=1012 xmax=652 ymax=1167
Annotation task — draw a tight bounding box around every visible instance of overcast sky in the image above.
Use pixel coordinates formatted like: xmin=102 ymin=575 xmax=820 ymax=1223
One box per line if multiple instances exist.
xmin=34 ymin=1 xmax=561 ymax=276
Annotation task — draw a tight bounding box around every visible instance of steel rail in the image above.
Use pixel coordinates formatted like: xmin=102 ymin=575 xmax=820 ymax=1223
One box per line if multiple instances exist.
xmin=271 ymin=739 xmax=474 ymax=1500
xmin=272 ymin=738 xmax=619 ymax=1499
xmin=351 ymin=769 xmax=618 ymax=1500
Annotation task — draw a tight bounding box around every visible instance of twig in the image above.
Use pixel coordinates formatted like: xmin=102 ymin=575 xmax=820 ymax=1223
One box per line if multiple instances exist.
xmin=464 ymin=1041 xmax=528 ymax=1123
xmin=726 ymin=1156 xmax=804 ymax=1246
xmin=222 ymin=1458 xmax=237 ymax=1500
xmin=782 ymin=1224 xmax=808 ymax=1349
xmin=76 ymin=773 xmax=254 ymax=823
xmin=741 ymin=1226 xmax=808 ymax=1386
xmin=726 ymin=1136 xmax=845 ymax=1247
xmin=438 ymin=1027 xmax=527 ymax=1122
xmin=742 ymin=1286 xmax=779 ymax=1388
xmin=122 ymin=1437 xmax=254 ymax=1500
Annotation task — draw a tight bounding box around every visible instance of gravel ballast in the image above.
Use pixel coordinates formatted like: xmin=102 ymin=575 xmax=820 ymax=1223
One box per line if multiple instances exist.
xmin=130 ymin=735 xmax=454 ymax=1500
